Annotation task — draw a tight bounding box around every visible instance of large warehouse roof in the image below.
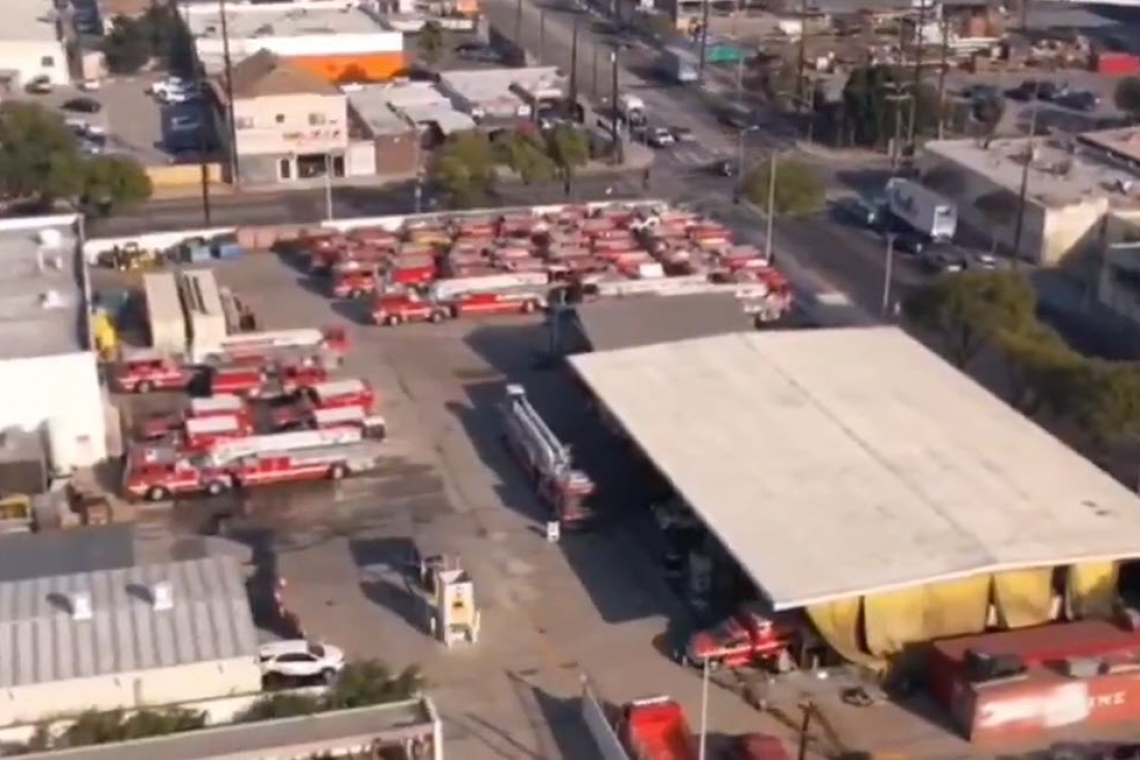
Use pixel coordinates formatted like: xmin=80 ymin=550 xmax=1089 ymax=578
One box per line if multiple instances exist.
xmin=572 ymin=294 xmax=748 ymax=353
xmin=0 ymin=556 xmax=258 ymax=687
xmin=570 ymin=327 xmax=1140 ymax=610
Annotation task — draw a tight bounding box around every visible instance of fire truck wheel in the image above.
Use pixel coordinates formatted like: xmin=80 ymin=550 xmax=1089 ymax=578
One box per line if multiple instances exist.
xmin=328 ymin=464 xmax=348 ymax=480
xmin=429 ymin=309 xmax=445 ymax=324
xmin=521 ymin=299 xmax=538 ymax=314
xmin=136 ymin=380 xmax=154 ymax=394
xmin=384 ymin=314 xmax=403 ymax=327
xmin=145 ymin=486 xmax=170 ymax=502
xmin=206 ymin=480 xmax=228 ymax=496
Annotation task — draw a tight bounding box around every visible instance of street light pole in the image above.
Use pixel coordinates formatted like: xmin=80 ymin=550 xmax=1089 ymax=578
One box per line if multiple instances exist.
xmin=697 ymin=0 xmax=711 ymax=83
xmin=697 ymin=658 xmax=710 ymax=760
xmin=882 ymin=232 xmax=896 ymax=316
xmin=569 ymin=15 xmax=580 ymax=108
xmin=592 ymin=44 xmax=600 ymax=99
xmin=324 ymin=153 xmax=334 ymax=221
xmin=610 ymin=48 xmax=623 ymax=165
xmin=765 ymin=152 xmax=777 ymax=257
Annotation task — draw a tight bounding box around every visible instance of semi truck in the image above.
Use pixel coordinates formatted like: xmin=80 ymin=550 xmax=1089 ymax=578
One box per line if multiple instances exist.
xmin=884 ymin=177 xmax=957 ymax=241
xmin=658 ymin=47 xmax=699 ymax=83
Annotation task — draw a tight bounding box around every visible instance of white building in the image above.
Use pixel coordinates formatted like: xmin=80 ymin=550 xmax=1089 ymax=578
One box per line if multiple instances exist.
xmin=2 ymin=0 xmax=70 ymax=88
xmin=919 ymin=137 xmax=1140 ymax=266
xmin=0 ymin=554 xmax=261 ymax=726
xmin=0 ymin=216 xmax=107 ymax=472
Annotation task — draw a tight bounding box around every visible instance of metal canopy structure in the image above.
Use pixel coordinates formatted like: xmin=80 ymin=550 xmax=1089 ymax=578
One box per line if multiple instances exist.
xmin=569 ymin=327 xmax=1140 ymax=610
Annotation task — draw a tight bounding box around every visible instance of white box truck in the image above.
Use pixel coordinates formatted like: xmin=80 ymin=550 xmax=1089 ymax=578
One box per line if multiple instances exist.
xmin=885 ymin=178 xmax=958 ymax=241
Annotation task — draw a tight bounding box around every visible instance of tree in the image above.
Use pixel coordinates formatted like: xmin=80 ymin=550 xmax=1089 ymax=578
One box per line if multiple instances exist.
xmin=494 ymin=129 xmax=555 ymax=185
xmin=326 ymin=661 xmax=422 ymax=710
xmin=841 ymin=65 xmax=939 ymax=148
xmin=429 ymin=132 xmax=496 ymax=207
xmin=79 ymin=155 xmax=153 ymax=214
xmin=102 ymin=15 xmax=153 ymax=74
xmin=0 ymin=102 xmax=84 ymax=207
xmin=993 ymin=323 xmax=1082 ymax=415
xmin=53 ymin=708 xmax=205 ymax=748
xmin=903 ymin=270 xmax=1037 ymax=367
xmin=417 ymin=21 xmax=445 ymax=68
xmin=1071 ymin=361 xmax=1140 ymax=447
xmin=1114 ymin=76 xmax=1140 ymax=121
xmin=742 ymin=158 xmax=824 ymax=215
xmin=545 ymin=124 xmax=590 ymax=196
xmin=974 ymin=189 xmax=1020 ymax=255
xmin=237 ymin=693 xmax=323 ymax=723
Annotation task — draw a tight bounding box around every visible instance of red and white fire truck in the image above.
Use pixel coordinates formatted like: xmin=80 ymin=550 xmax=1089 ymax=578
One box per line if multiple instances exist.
xmin=204 ymin=361 xmax=327 ymax=399
xmin=372 ymin=290 xmax=544 ymax=326
xmin=192 ymin=327 xmax=349 ymax=366
xmin=331 ymin=265 xmax=379 ymax=299
xmin=138 ymin=394 xmax=250 ymax=440
xmin=310 ymin=406 xmax=386 ymax=439
xmin=679 ymin=603 xmax=799 ymax=671
xmin=112 ymin=351 xmax=195 ymax=394
xmin=124 ymin=427 xmax=381 ymax=501
xmin=372 ymin=292 xmax=452 ymax=326
xmin=270 ymin=378 xmax=377 ymax=428
xmin=183 ymin=414 xmax=253 ymax=451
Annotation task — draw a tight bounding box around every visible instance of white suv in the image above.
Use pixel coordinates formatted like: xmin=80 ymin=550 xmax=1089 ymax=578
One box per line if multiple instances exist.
xmin=258 ymin=640 xmax=345 ymax=682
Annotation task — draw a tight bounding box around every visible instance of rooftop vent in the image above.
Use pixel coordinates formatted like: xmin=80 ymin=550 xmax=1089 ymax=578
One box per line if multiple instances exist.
xmin=151 ymin=581 xmax=173 ymax=611
xmin=70 ymin=591 xmax=92 ymax=621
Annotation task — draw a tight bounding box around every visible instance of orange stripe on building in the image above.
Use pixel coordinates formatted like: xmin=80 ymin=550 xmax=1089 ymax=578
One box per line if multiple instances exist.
xmin=285 ymin=52 xmax=406 ymax=84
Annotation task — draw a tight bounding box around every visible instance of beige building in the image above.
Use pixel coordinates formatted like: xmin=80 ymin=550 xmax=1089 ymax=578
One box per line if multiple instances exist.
xmin=216 ymin=50 xmax=350 ymax=185
xmin=919 ymin=137 xmax=1140 ymax=267
xmin=1096 ymin=210 xmax=1140 ymax=325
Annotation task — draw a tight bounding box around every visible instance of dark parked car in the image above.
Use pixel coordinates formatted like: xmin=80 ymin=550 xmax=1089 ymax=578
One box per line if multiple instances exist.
xmin=834 ymin=197 xmax=882 ymax=228
xmin=1056 ymin=90 xmax=1099 ymax=112
xmin=1005 ymin=80 xmax=1040 ymax=101
xmin=63 ymin=97 xmax=101 ymax=113
xmin=709 ymin=158 xmax=737 ymax=177
xmin=1036 ymin=81 xmax=1066 ymax=102
xmin=960 ymin=83 xmax=999 ymax=101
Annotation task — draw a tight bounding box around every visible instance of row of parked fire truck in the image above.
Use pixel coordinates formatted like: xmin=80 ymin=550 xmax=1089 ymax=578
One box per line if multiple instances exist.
xmin=296 ymin=202 xmax=794 ymax=326
xmin=110 ymin=325 xmax=389 ymax=502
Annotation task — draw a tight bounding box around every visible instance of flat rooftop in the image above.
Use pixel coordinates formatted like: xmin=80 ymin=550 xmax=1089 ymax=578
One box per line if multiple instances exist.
xmin=345 ymin=81 xmax=475 ymax=136
xmin=1080 ymin=126 xmax=1140 ymax=168
xmin=0 ymin=216 xmax=85 ymax=360
xmin=438 ymin=66 xmax=565 ymax=115
xmin=6 ymin=0 xmax=62 ymax=42
xmin=927 ymin=137 xmax=1140 ymax=210
xmin=14 ymin=699 xmax=439 ymax=760
xmin=572 ymin=293 xmax=748 ymax=352
xmin=182 ymin=1 xmax=390 ymax=39
xmin=570 ymin=327 xmax=1140 ymax=610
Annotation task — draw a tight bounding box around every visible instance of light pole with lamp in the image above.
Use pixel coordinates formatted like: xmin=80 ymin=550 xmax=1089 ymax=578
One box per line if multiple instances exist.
xmin=697 ymin=657 xmax=710 ymax=760
xmin=883 ymin=81 xmax=911 ymax=172
xmin=735 ymin=123 xmax=759 ymax=199
xmin=323 ymin=153 xmax=335 ymax=221
xmin=882 ymin=232 xmax=896 ymax=316
xmin=610 ymin=48 xmax=623 ymax=165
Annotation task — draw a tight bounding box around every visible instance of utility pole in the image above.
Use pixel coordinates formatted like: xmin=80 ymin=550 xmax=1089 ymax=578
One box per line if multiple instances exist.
xmin=765 ymin=152 xmax=777 ymax=256
xmin=569 ymin=15 xmax=580 ymax=109
xmin=884 ymin=82 xmax=910 ymax=171
xmin=697 ymin=0 xmax=711 ymax=83
xmin=610 ymin=48 xmax=623 ymax=164
xmin=539 ymin=9 xmax=547 ymax=58
xmin=323 ymin=154 xmax=334 ymax=221
xmin=697 ymin=659 xmax=710 ymax=760
xmin=882 ymin=232 xmax=896 ymax=316
xmin=936 ymin=14 xmax=949 ymax=140
xmin=218 ymin=0 xmax=240 ymax=185
xmin=1011 ymin=84 xmax=1042 ymax=269
xmin=796 ymin=702 xmax=814 ymax=760
xmin=515 ymin=0 xmax=523 ymax=55
xmin=796 ymin=0 xmax=807 ymax=111
xmin=907 ymin=0 xmax=927 ymax=148
xmin=180 ymin=0 xmax=211 ymax=224
xmin=592 ymin=44 xmax=600 ymax=99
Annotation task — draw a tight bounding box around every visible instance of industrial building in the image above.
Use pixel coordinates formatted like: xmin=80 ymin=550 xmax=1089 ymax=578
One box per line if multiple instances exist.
xmin=0 ymin=545 xmax=261 ymax=727
xmin=437 ymin=67 xmax=567 ymax=122
xmin=1 ymin=0 xmax=70 ymax=88
xmin=0 ymin=215 xmax=107 ymax=473
xmin=919 ymin=137 xmax=1140 ymax=266
xmin=216 ymin=50 xmax=350 ymax=184
xmin=570 ymin=327 xmax=1140 ymax=662
xmin=181 ymin=0 xmax=405 ymax=83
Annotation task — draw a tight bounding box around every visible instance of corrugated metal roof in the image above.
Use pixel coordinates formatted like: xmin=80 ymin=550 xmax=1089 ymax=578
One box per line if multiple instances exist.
xmin=0 ymin=526 xmax=134 ymax=583
xmin=570 ymin=327 xmax=1140 ymax=610
xmin=0 ymin=556 xmax=257 ymax=687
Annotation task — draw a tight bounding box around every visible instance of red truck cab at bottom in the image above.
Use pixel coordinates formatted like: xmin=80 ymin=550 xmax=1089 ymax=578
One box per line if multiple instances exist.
xmin=373 ymin=293 xmax=450 ymax=326
xmin=618 ymin=696 xmax=696 ymax=760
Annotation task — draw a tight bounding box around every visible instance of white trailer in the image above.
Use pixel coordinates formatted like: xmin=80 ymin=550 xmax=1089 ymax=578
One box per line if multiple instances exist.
xmin=178 ymin=269 xmax=229 ymax=352
xmin=429 ymin=272 xmax=549 ymax=301
xmin=142 ymin=272 xmax=187 ymax=353
xmin=885 ymin=178 xmax=957 ymax=241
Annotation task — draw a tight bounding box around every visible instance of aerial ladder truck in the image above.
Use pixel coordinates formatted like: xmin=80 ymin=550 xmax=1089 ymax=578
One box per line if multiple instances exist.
xmin=499 ymin=384 xmax=594 ymax=527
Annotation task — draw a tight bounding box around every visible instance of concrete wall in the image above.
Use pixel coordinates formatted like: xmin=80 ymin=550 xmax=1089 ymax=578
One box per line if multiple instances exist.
xmin=232 ymin=93 xmax=349 ymax=157
xmin=146 ymin=163 xmax=223 ymax=189
xmin=373 ymin=132 xmax=418 ymax=175
xmin=237 ymin=154 xmax=284 ymax=185
xmin=0 ymin=40 xmax=70 ymax=86
xmin=0 ymin=352 xmax=106 ymax=469
xmin=0 ymin=658 xmax=262 ymax=728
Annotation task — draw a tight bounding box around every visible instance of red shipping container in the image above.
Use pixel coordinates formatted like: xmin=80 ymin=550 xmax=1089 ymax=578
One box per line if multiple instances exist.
xmin=1094 ymin=52 xmax=1140 ymax=76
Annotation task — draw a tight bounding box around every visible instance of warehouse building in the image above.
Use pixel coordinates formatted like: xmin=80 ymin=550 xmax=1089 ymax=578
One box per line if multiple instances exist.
xmin=437 ymin=67 xmax=567 ymax=122
xmin=0 ymin=0 xmax=70 ymax=89
xmin=570 ymin=327 xmax=1140 ymax=662
xmin=0 ymin=549 xmax=261 ymax=727
xmin=182 ymin=0 xmax=405 ymax=83
xmin=0 ymin=215 xmax=107 ymax=472
xmin=919 ymin=137 xmax=1140 ymax=266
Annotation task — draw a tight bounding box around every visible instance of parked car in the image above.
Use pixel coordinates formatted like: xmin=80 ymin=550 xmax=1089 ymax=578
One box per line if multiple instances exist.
xmin=960 ymin=83 xmax=999 ymax=101
xmin=709 ymin=158 xmax=737 ymax=177
xmin=1056 ymin=90 xmax=1099 ymax=112
xmin=834 ymin=196 xmax=882 ymax=227
xmin=1036 ymin=81 xmax=1066 ymax=102
xmin=646 ymin=126 xmax=675 ymax=148
xmin=258 ymin=640 xmax=345 ymax=682
xmin=24 ymin=76 xmax=52 ymax=94
xmin=1005 ymin=80 xmax=1038 ymax=101
xmin=63 ymin=97 xmax=101 ymax=113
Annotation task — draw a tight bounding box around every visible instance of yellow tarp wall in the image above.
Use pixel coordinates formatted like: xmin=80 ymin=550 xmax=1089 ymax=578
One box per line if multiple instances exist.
xmin=1066 ymin=562 xmax=1118 ymax=619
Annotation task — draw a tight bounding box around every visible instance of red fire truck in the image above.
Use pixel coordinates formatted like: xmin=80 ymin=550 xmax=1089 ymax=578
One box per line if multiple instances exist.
xmin=449 ymin=291 xmax=543 ymax=318
xmin=203 ymin=362 xmax=327 ymax=399
xmin=183 ymin=414 xmax=252 ymax=451
xmin=270 ymin=378 xmax=377 ymax=427
xmin=372 ymin=292 xmax=452 ymax=326
xmin=112 ymin=352 xmax=194 ymax=394
xmin=138 ymin=395 xmax=249 ymax=440
xmin=331 ymin=265 xmax=379 ymax=299
xmin=679 ymin=603 xmax=798 ymax=671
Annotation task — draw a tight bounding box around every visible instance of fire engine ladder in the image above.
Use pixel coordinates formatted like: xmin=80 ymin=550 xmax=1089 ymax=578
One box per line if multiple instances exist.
xmin=503 ymin=384 xmax=572 ymax=479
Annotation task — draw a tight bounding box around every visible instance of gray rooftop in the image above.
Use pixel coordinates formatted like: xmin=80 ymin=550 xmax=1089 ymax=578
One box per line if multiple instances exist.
xmin=0 ymin=526 xmax=135 ymax=582
xmin=6 ymin=0 xmax=63 ymax=42
xmin=438 ymin=66 xmax=565 ymax=118
xmin=570 ymin=327 xmax=1140 ymax=609
xmin=926 ymin=137 xmax=1140 ymax=210
xmin=572 ymin=294 xmax=748 ymax=352
xmin=344 ymin=82 xmax=475 ymax=136
xmin=14 ymin=699 xmax=439 ymax=760
xmin=0 ymin=555 xmax=258 ymax=687
xmin=182 ymin=2 xmax=389 ymax=40
xmin=0 ymin=215 xmax=86 ymax=359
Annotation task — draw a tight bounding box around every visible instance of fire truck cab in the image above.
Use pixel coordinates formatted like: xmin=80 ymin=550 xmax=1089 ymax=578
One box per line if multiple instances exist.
xmin=113 ymin=352 xmax=192 ymax=394
xmin=681 ymin=603 xmax=798 ymax=672
xmin=184 ymin=414 xmax=252 ymax=451
xmin=331 ymin=265 xmax=378 ymax=299
xmin=124 ymin=448 xmax=213 ymax=502
xmin=138 ymin=394 xmax=249 ymax=440
xmin=373 ymin=292 xmax=450 ymax=326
